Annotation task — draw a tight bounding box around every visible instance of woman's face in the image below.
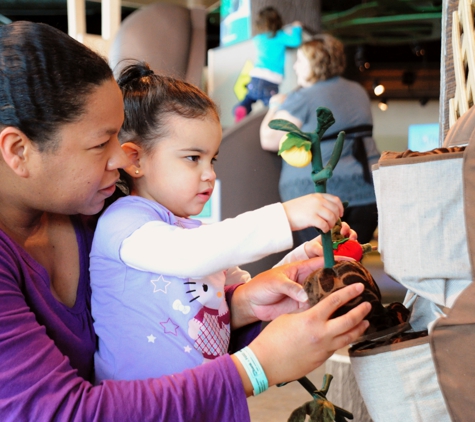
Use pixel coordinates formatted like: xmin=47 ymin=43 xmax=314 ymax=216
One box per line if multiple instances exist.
xmin=31 ymin=78 xmax=129 ymax=215
xmin=294 ymin=49 xmax=313 ymax=88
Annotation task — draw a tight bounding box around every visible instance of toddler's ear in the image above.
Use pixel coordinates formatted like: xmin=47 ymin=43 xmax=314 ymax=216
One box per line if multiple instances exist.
xmin=121 ymin=142 xmax=143 ymax=178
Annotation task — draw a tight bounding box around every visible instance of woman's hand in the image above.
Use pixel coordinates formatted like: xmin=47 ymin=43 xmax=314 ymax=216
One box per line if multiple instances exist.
xmin=229 ymin=258 xmax=322 ymax=329
xmin=229 ymin=256 xmax=353 ymax=328
xmin=232 ymin=283 xmax=370 ymax=395
xmin=304 ymin=221 xmax=357 ymax=258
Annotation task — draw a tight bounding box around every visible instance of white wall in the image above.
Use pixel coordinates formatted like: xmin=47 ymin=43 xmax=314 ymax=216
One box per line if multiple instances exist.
xmin=371 ymin=100 xmax=440 ymax=152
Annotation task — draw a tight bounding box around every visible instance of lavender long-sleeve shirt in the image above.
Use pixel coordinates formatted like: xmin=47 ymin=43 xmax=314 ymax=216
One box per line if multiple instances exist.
xmin=0 ymin=215 xmax=258 ymax=421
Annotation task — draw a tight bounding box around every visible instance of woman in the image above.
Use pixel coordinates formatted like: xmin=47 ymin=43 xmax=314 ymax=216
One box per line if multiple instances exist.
xmin=261 ymin=34 xmax=380 ymax=245
xmin=0 ymin=21 xmax=370 ymax=421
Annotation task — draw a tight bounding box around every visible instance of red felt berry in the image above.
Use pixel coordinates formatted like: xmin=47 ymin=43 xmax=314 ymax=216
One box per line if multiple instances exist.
xmin=333 ymin=239 xmax=364 ymax=261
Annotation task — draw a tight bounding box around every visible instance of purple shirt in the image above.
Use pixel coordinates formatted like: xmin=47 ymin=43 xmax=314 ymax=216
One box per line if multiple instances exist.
xmin=0 ymin=215 xmax=259 ymax=421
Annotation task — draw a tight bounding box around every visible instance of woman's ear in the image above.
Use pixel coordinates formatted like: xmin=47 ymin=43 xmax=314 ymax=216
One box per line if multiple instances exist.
xmin=121 ymin=142 xmax=144 ymax=178
xmin=0 ymin=126 xmax=32 ymax=177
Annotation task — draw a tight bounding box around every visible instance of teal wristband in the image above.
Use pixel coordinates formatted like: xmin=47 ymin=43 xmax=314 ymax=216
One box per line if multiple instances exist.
xmin=234 ymin=347 xmax=268 ymax=396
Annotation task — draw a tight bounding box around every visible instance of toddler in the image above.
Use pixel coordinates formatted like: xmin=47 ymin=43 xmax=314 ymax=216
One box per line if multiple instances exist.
xmin=90 ymin=62 xmax=343 ymax=383
xmin=234 ymin=6 xmax=302 ymax=122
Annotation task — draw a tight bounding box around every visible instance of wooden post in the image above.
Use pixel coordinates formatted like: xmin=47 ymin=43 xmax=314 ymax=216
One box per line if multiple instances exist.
xmin=66 ymin=0 xmax=121 ymax=58
xmin=439 ymin=0 xmax=459 ymax=143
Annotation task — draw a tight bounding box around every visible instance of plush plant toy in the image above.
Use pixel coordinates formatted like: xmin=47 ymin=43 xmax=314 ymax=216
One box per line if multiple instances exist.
xmin=287 ymin=374 xmax=353 ymax=422
xmin=271 ymin=106 xmax=409 ymax=335
xmin=270 ymin=107 xmax=409 ymax=422
xmin=272 ymin=107 xmax=343 ymax=269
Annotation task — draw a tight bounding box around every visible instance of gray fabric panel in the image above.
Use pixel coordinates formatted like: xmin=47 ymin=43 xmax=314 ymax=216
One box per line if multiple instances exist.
xmin=431 ymin=118 xmax=475 ymax=421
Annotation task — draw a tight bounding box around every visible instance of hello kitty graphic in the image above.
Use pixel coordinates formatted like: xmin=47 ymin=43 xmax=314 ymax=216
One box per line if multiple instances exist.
xmin=186 ymin=273 xmax=230 ymax=362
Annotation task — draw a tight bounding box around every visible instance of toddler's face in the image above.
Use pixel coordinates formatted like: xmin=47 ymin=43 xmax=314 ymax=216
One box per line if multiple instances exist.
xmin=137 ymin=113 xmax=222 ymax=218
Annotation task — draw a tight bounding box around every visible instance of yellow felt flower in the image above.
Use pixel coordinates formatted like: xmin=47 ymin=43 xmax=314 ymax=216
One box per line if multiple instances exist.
xmin=279 ymin=134 xmax=312 ymax=168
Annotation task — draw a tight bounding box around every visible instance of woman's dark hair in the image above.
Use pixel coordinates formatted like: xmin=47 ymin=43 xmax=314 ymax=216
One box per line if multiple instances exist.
xmin=0 ymin=21 xmax=113 ymax=151
xmin=256 ymin=6 xmax=283 ymax=37
xmin=116 ymin=61 xmax=220 ymax=192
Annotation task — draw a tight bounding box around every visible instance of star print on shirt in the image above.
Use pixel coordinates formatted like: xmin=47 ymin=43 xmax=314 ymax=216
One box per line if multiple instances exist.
xmin=150 ymin=275 xmax=171 ymax=293
xmin=160 ymin=318 xmax=179 ymax=336
xmin=147 ymin=334 xmax=156 ymax=343
xmin=184 ymin=345 xmax=192 ymax=353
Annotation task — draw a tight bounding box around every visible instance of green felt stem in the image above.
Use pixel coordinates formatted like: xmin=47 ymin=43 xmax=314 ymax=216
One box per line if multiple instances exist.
xmin=310 ymin=132 xmax=335 ymax=269
xmin=310 ymin=132 xmax=323 ymax=174
xmin=321 ymin=233 xmax=335 ymax=269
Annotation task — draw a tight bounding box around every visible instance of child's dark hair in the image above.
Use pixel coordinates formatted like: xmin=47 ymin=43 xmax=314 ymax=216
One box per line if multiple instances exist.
xmin=256 ymin=6 xmax=283 ymax=37
xmin=116 ymin=61 xmax=220 ymax=192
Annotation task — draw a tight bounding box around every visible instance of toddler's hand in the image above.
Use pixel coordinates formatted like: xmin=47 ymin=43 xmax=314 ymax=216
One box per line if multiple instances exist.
xmin=304 ymin=236 xmax=324 ymax=258
xmin=340 ymin=221 xmax=358 ymax=240
xmin=282 ymin=193 xmax=343 ymax=233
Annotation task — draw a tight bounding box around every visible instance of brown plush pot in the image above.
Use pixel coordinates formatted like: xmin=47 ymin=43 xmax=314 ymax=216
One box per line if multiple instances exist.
xmin=303 ymin=261 xmax=409 ymax=338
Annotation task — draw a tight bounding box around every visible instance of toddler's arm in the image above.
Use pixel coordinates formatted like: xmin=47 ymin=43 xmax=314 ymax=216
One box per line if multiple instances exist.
xmin=120 ymin=203 xmax=293 ymax=278
xmin=274 ymin=222 xmax=357 ymax=267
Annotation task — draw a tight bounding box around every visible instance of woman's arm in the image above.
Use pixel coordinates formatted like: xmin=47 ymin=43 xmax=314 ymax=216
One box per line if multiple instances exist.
xmin=1 ymin=248 xmax=368 ymax=417
xmin=260 ymin=101 xmax=303 ymax=152
xmin=0 ymin=250 xmax=250 ymax=422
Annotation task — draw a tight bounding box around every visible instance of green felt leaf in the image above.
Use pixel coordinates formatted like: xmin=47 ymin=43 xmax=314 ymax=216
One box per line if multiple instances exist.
xmin=332 ymin=238 xmax=349 ymax=249
xmin=287 ymin=404 xmax=309 ymax=422
xmin=319 ymin=399 xmax=336 ymax=422
xmin=269 ymin=119 xmax=308 ymax=138
xmin=315 ymin=107 xmax=336 ymax=138
xmin=278 ymin=134 xmax=312 ymax=155
xmin=308 ymin=398 xmax=336 ymax=422
xmin=326 ymin=131 xmax=345 ymax=171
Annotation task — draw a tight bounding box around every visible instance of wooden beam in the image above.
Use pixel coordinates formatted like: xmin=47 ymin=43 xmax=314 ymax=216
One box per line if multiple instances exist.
xmin=439 ymin=0 xmax=458 ymax=143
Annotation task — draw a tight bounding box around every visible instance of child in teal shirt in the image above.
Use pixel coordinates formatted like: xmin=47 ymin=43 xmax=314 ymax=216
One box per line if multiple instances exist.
xmin=234 ymin=6 xmax=302 ymax=123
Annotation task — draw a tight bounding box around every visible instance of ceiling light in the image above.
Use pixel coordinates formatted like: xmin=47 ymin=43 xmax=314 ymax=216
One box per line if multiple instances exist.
xmin=355 ymin=46 xmax=369 ymax=72
xmin=412 ymin=43 xmax=426 ymax=57
xmin=378 ymin=99 xmax=388 ymax=111
xmin=373 ymin=80 xmax=385 ymax=96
